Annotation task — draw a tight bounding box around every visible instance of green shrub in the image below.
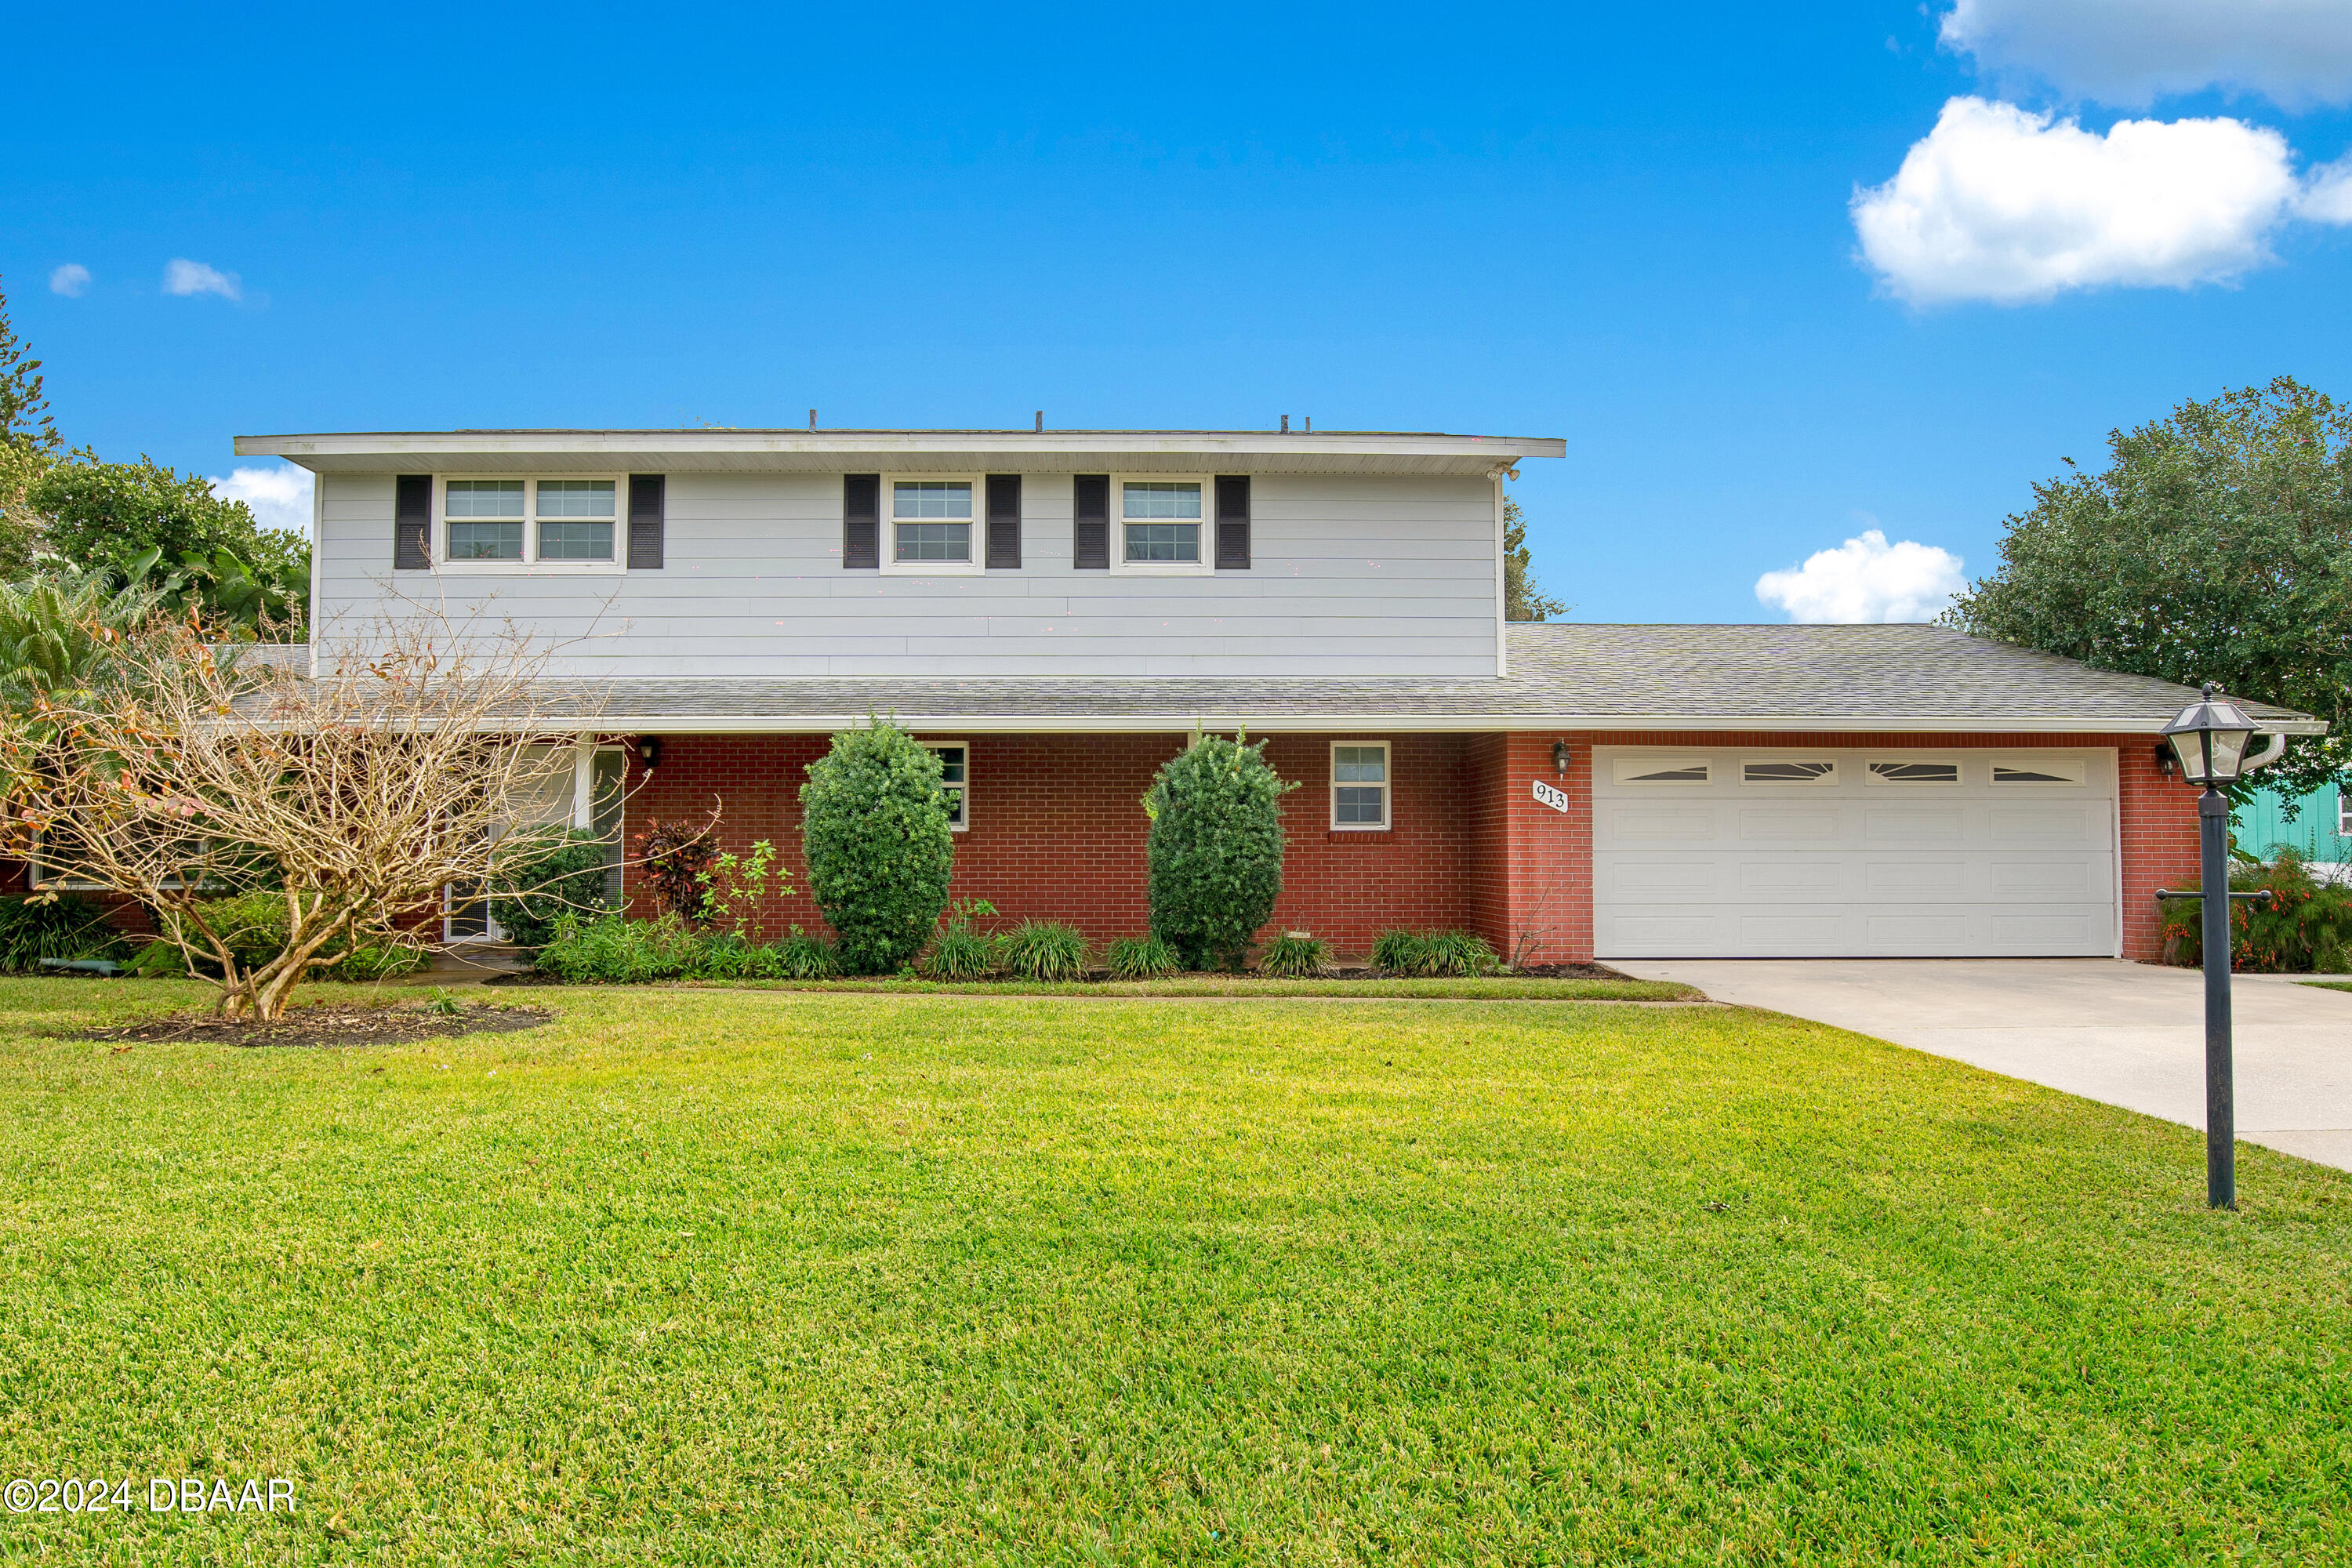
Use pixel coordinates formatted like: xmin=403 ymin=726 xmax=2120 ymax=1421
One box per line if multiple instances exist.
xmin=696 ymin=839 xmax=792 ymax=938
xmin=771 ymin=927 xmax=841 ymax=980
xmin=1372 ymin=928 xmax=1501 ymax=978
xmin=532 ymin=913 xmax=844 ymax=984
xmin=2161 ymin=848 xmax=2352 ymax=973
xmin=1105 ymin=935 xmax=1180 ymax=980
xmin=1424 ymin=930 xmax=1502 ymax=977
xmin=183 ymin=892 xmax=289 ymax=968
xmin=1143 ymin=731 xmax=1295 ymax=971
xmin=492 ymin=828 xmax=610 ymax=948
xmin=996 ymin=919 xmax=1090 ymax=982
xmin=1258 ymin=931 xmax=1330 ymax=978
xmin=800 ymin=720 xmax=955 ymax=974
xmin=0 ymin=894 xmax=129 ymax=972
xmin=535 ymin=913 xmax=706 ymax=984
xmin=1370 ymin=929 xmax=1430 ymax=975
xmin=921 ymin=898 xmax=999 ymax=981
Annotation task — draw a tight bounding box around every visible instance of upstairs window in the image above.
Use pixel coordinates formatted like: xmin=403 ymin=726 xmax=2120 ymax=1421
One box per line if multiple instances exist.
xmin=441 ymin=477 xmax=622 ymax=568
xmin=1113 ymin=477 xmax=1211 ymax=572
xmin=445 ymin=480 xmax=525 ymax=561
xmin=1331 ymin=741 xmax=1390 ymax=830
xmin=535 ymin=480 xmax=615 ymax=561
xmin=893 ymin=481 xmax=973 ymax=563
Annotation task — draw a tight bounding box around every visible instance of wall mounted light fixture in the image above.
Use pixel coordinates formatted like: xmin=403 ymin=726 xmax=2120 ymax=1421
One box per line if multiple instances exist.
xmin=1552 ymin=740 xmax=1571 ymax=777
xmin=637 ymin=736 xmax=661 ymax=769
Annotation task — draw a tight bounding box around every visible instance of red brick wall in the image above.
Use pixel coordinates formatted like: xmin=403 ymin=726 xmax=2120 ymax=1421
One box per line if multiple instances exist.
xmin=616 ymin=728 xmax=2201 ymax=964
xmin=618 ymin=732 xmax=1482 ymax=957
xmin=2118 ymin=737 xmax=2201 ymax=961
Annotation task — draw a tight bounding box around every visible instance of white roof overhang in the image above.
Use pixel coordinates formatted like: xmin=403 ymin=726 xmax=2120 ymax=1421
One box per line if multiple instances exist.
xmin=234 ymin=429 xmax=1566 ymax=478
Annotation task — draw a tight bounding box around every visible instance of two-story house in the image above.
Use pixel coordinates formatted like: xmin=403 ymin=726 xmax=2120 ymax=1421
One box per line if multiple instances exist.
xmin=235 ymin=425 xmax=2321 ymax=963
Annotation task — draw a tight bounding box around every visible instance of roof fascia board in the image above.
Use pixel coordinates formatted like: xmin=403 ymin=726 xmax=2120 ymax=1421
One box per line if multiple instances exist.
xmin=466 ymin=713 xmax=2327 ymax=735
xmin=235 ymin=430 xmax=1566 ymax=470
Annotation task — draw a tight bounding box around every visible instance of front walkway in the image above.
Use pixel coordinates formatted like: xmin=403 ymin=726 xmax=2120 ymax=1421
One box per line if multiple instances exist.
xmin=1610 ymin=958 xmax=2352 ymax=1173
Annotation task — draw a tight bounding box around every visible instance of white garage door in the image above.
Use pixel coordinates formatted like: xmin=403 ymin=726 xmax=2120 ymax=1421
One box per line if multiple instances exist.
xmin=1592 ymin=748 xmax=2118 ymax=958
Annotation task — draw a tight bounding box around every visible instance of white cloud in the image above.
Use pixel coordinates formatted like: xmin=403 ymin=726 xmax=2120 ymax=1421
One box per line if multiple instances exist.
xmin=1852 ymin=97 xmax=2299 ymax=303
xmin=209 ymin=464 xmax=313 ymax=537
xmin=49 ymin=263 xmax=89 ymax=297
xmin=1940 ymin=0 xmax=2352 ymax=110
xmin=1755 ymin=530 xmax=1965 ymax=624
xmin=162 ymin=258 xmax=241 ymax=300
xmin=2302 ymin=154 xmax=2352 ymax=223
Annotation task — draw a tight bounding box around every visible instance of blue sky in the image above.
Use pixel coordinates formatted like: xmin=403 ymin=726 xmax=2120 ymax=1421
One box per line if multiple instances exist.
xmin=9 ymin=0 xmax=2352 ymax=622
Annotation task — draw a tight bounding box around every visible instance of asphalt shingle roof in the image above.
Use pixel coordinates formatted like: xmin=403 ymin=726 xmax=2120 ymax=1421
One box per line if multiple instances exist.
xmin=260 ymin=624 xmax=2314 ymax=734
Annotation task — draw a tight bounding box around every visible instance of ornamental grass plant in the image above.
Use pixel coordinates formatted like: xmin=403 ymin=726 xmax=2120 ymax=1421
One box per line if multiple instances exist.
xmin=994 ymin=919 xmax=1091 ymax=982
xmin=1105 ymin=935 xmax=1180 ymax=980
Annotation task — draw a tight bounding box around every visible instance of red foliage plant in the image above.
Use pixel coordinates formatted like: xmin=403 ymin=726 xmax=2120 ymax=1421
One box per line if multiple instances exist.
xmin=633 ymin=811 xmax=720 ymax=925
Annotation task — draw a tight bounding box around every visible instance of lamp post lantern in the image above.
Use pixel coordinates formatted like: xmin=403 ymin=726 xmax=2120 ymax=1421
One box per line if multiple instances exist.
xmin=2158 ymin=684 xmax=2287 ymax=1209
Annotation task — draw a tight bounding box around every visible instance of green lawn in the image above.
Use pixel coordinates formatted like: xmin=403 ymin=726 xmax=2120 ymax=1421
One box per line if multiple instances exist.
xmin=2 ymin=978 xmax=2348 ymax=1564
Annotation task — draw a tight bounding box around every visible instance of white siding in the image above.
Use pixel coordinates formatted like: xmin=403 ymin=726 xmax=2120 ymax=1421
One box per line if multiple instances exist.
xmin=315 ymin=471 xmax=1502 ymax=677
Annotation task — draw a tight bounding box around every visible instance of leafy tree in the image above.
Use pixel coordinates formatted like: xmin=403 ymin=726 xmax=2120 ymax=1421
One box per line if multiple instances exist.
xmin=0 ymin=277 xmax=65 ymax=577
xmin=799 ymin=720 xmax=954 ymax=973
xmin=1143 ymin=731 xmax=1296 ymax=970
xmin=1504 ymin=493 xmax=1566 ymax=622
xmin=25 ymin=459 xmax=309 ymax=631
xmin=1948 ymin=376 xmax=2352 ymax=805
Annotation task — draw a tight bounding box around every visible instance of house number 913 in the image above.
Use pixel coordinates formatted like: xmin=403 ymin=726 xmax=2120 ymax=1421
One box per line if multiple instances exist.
xmin=1530 ymin=779 xmax=1570 ymax=813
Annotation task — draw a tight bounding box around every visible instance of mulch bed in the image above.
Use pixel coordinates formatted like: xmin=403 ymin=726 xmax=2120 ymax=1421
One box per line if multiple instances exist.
xmin=1501 ymin=963 xmax=1632 ymax=980
xmin=78 ymin=1002 xmax=554 ymax=1050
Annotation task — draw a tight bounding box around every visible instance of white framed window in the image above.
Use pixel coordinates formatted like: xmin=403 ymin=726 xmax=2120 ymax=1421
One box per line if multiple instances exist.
xmin=1742 ymin=759 xmax=1837 ymax=786
xmin=1866 ymin=759 xmax=1962 ymax=786
xmin=927 ymin=742 xmax=970 ymax=831
xmin=2339 ymin=792 xmax=2351 ymax=837
xmin=1612 ymin=757 xmax=1711 ymax=786
xmin=1990 ymin=757 xmax=2087 ymax=786
xmin=439 ymin=477 xmax=623 ymax=572
xmin=880 ymin=476 xmax=982 ymax=575
xmin=1110 ymin=475 xmax=1212 ymax=575
xmin=1330 ymin=741 xmax=1390 ymax=830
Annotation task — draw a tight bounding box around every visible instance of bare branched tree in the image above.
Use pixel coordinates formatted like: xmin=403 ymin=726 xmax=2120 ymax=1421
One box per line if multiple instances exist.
xmin=8 ymin=606 xmax=596 ymax=1020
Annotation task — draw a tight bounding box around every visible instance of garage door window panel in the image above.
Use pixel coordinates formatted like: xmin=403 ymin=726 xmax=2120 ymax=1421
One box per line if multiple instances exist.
xmin=1867 ymin=760 xmax=1962 ymax=786
xmin=1991 ymin=758 xmax=2087 ymax=786
xmin=1613 ymin=757 xmax=1711 ymax=786
xmin=1742 ymin=760 xmax=1837 ymax=786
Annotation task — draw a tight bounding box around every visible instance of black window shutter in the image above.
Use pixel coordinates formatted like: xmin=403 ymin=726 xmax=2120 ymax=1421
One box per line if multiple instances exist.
xmin=1073 ymin=474 xmax=1109 ymax=569
xmin=985 ymin=474 xmax=1022 ymax=568
xmin=627 ymin=474 xmax=666 ymax=569
xmin=1215 ymin=475 xmax=1251 ymax=570
xmin=394 ymin=474 xmax=432 ymax=570
xmin=843 ymin=474 xmax=880 ymax=568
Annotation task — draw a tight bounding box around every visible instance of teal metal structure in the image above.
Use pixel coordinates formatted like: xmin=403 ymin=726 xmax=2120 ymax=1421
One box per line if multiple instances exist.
xmin=2236 ymin=780 xmax=2352 ymax=862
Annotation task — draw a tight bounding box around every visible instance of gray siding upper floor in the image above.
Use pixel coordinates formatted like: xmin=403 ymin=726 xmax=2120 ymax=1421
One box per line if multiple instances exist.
xmin=314 ymin=470 xmax=1504 ymax=677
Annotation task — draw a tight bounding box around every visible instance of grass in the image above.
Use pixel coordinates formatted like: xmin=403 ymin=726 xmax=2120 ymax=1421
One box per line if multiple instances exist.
xmin=1 ymin=977 xmax=2348 ymax=1563
xmin=2298 ymin=980 xmax=2352 ymax=993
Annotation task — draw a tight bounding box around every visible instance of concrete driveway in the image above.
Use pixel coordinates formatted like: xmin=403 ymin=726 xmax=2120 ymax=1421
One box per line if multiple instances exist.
xmin=1610 ymin=958 xmax=2352 ymax=1173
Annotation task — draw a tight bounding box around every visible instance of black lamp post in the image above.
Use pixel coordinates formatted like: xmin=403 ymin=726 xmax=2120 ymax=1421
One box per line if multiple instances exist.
xmin=2158 ymin=684 xmax=2287 ymax=1209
